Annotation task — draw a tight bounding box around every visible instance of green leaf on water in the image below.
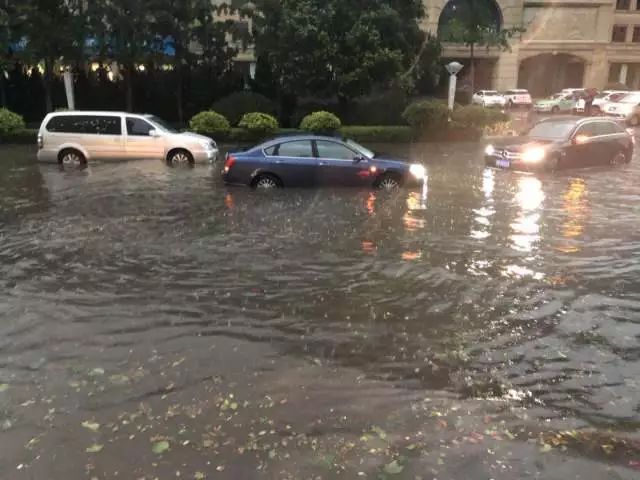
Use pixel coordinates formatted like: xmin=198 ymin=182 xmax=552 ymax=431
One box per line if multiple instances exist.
xmin=81 ymin=421 xmax=100 ymax=432
xmin=89 ymin=368 xmax=105 ymax=377
xmin=152 ymin=440 xmax=170 ymax=454
xmin=383 ymin=460 xmax=404 ymax=475
xmin=0 ymin=384 xmax=9 ymax=392
xmin=230 ymin=402 xmax=238 ymax=410
xmin=194 ymin=472 xmax=205 ymax=480
xmin=372 ymin=425 xmax=387 ymax=440
xmin=86 ymin=443 xmax=103 ymax=453
xmin=540 ymin=443 xmax=552 ymax=453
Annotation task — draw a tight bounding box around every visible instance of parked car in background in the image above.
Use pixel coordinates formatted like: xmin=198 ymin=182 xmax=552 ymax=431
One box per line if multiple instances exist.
xmin=603 ymin=92 xmax=640 ymax=125
xmin=222 ymin=135 xmax=426 ymax=190
xmin=37 ymin=111 xmax=218 ymax=166
xmin=534 ymin=92 xmax=579 ymax=114
xmin=472 ymin=90 xmax=507 ymax=108
xmin=591 ymin=90 xmax=628 ymax=114
xmin=502 ymin=89 xmax=532 ymax=108
xmin=485 ymin=116 xmax=633 ymax=172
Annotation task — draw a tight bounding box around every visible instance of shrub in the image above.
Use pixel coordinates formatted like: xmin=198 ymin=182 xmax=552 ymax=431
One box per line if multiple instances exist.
xmin=402 ymin=100 xmax=449 ymax=131
xmin=188 ymin=111 xmax=231 ymax=137
xmin=238 ymin=112 xmax=279 ymax=136
xmin=339 ymin=126 xmax=414 ymax=143
xmin=212 ymin=91 xmax=277 ymax=126
xmin=451 ymin=105 xmax=508 ymax=129
xmin=345 ymin=89 xmax=409 ymax=125
xmin=0 ymin=109 xmax=26 ymax=135
xmin=300 ymin=111 xmax=342 ymax=133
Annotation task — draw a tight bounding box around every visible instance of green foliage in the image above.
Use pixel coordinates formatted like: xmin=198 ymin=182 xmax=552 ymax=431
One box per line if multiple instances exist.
xmin=189 ymin=111 xmax=231 ymax=136
xmin=299 ymin=111 xmax=342 ymax=133
xmin=253 ymin=0 xmax=426 ymax=100
xmin=340 ymin=125 xmax=414 ymax=143
xmin=238 ymin=112 xmax=279 ymax=135
xmin=402 ymin=100 xmax=449 ymax=131
xmin=451 ymin=104 xmax=508 ymax=129
xmin=212 ymin=91 xmax=278 ymax=126
xmin=0 ymin=109 xmax=26 ymax=135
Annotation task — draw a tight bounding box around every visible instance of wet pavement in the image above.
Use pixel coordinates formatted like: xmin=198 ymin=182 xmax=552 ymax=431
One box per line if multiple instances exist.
xmin=1 ymin=143 xmax=640 ymax=479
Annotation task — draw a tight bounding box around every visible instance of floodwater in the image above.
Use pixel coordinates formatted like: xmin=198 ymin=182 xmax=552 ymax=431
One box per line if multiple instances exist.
xmin=1 ymin=143 xmax=639 ymax=479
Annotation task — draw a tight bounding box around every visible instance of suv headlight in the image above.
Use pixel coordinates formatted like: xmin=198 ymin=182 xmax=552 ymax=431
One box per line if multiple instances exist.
xmin=409 ymin=164 xmax=426 ymax=178
xmin=522 ymin=146 xmax=546 ymax=163
xmin=485 ymin=144 xmax=495 ymax=156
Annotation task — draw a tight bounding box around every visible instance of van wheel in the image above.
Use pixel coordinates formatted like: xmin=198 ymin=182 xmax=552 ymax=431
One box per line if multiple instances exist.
xmin=58 ymin=149 xmax=86 ymax=168
xmin=167 ymin=149 xmax=194 ymax=166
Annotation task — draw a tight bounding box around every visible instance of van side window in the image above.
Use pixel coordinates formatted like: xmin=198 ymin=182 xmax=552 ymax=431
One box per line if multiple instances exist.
xmin=45 ymin=115 xmax=121 ymax=135
xmin=127 ymin=117 xmax=154 ymax=136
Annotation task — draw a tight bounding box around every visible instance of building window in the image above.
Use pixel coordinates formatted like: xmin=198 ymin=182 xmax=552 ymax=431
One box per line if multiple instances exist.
xmin=637 ymin=0 xmax=640 ymax=10
xmin=633 ymin=26 xmax=640 ymax=42
xmin=618 ymin=0 xmax=630 ymax=9
xmin=612 ymin=25 xmax=628 ymax=42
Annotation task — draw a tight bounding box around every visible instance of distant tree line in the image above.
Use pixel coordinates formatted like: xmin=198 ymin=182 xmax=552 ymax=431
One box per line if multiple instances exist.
xmin=0 ymin=0 xmax=517 ymax=125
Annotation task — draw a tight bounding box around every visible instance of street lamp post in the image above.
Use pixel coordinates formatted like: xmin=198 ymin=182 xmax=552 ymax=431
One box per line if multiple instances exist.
xmin=445 ymin=61 xmax=464 ymax=117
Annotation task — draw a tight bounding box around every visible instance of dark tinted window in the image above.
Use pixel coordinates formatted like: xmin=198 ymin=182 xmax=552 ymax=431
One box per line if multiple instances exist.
xmin=46 ymin=115 xmax=121 ymax=135
xmin=275 ymin=141 xmax=313 ymax=158
xmin=612 ymin=25 xmax=627 ymax=42
xmin=316 ymin=140 xmax=357 ymax=160
xmin=126 ymin=117 xmax=154 ymax=136
xmin=595 ymin=122 xmax=623 ymax=135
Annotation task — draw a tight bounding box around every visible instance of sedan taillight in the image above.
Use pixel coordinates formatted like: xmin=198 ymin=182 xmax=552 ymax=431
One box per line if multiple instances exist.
xmin=224 ymin=155 xmax=236 ymax=173
xmin=37 ymin=133 xmax=43 ymax=149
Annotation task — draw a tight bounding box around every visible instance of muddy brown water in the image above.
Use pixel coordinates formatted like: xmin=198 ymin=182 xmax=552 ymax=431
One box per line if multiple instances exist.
xmin=1 ymin=143 xmax=639 ymax=479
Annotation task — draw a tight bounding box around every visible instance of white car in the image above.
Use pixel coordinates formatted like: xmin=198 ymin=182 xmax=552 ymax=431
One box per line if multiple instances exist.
xmin=502 ymin=89 xmax=532 ymax=108
xmin=472 ymin=90 xmax=506 ymax=108
xmin=591 ymin=91 xmax=628 ymax=114
xmin=37 ymin=111 xmax=218 ymax=166
xmin=602 ymin=92 xmax=640 ymax=125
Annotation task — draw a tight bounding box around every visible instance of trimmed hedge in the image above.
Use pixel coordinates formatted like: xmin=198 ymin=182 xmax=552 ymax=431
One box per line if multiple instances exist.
xmin=339 ymin=126 xmax=414 ymax=143
xmin=300 ymin=111 xmax=342 ymax=134
xmin=402 ymin=100 xmax=449 ymax=131
xmin=0 ymin=109 xmax=26 ymax=135
xmin=451 ymin=105 xmax=509 ymax=129
xmin=0 ymin=128 xmax=37 ymax=144
xmin=189 ymin=111 xmax=231 ymax=137
xmin=238 ymin=112 xmax=279 ymax=136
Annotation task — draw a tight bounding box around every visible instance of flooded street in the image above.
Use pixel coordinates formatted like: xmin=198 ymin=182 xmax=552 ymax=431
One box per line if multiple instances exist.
xmin=1 ymin=143 xmax=640 ymax=479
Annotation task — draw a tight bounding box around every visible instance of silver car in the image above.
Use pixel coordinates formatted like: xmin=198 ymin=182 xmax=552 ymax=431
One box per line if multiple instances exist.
xmin=37 ymin=111 xmax=218 ymax=166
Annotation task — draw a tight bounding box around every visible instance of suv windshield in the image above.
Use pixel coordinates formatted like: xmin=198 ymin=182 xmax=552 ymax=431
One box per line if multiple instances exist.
xmin=528 ymin=121 xmax=576 ymax=140
xmin=146 ymin=115 xmax=178 ymax=133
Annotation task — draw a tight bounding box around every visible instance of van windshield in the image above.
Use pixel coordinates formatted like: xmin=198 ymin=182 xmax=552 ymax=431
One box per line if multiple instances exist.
xmin=147 ymin=115 xmax=178 ymax=133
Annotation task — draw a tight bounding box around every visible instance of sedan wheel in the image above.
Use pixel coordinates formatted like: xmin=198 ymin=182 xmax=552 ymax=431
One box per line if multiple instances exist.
xmin=377 ymin=176 xmax=401 ymax=191
xmin=168 ymin=150 xmax=194 ymax=166
xmin=611 ymin=152 xmax=627 ymax=165
xmin=254 ymin=175 xmax=280 ymax=190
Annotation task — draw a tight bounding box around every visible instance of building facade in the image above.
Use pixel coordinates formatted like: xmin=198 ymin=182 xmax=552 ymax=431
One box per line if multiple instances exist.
xmin=423 ymin=0 xmax=640 ymax=95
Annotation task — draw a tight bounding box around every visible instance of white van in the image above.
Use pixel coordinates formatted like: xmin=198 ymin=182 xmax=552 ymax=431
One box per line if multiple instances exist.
xmin=37 ymin=111 xmax=218 ymax=166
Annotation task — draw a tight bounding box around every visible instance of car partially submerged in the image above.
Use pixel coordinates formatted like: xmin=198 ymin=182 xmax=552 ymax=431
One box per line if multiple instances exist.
xmin=485 ymin=117 xmax=633 ymax=172
xmin=222 ymin=135 xmax=426 ymax=190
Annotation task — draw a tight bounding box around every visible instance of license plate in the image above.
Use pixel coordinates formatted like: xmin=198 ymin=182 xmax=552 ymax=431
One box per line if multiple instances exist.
xmin=496 ymin=159 xmax=510 ymax=168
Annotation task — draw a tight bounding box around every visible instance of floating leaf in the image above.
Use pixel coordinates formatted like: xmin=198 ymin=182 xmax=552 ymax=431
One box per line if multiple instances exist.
xmin=372 ymin=426 xmax=387 ymax=440
xmin=602 ymin=444 xmax=614 ymax=455
xmin=230 ymin=402 xmax=238 ymax=411
xmin=152 ymin=440 xmax=170 ymax=454
xmin=540 ymin=443 xmax=552 ymax=453
xmin=109 ymin=374 xmax=130 ymax=386
xmin=194 ymin=472 xmax=205 ymax=480
xmin=383 ymin=460 xmax=404 ymax=475
xmin=89 ymin=368 xmax=105 ymax=377
xmin=0 ymin=384 xmax=9 ymax=392
xmin=86 ymin=443 xmax=103 ymax=453
xmin=81 ymin=421 xmax=100 ymax=432
xmin=268 ymin=449 xmax=276 ymax=459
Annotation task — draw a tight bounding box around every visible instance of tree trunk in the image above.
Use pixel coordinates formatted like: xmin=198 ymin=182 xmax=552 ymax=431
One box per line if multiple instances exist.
xmin=469 ymin=42 xmax=475 ymax=104
xmin=124 ymin=63 xmax=134 ymax=112
xmin=43 ymin=56 xmax=54 ymax=113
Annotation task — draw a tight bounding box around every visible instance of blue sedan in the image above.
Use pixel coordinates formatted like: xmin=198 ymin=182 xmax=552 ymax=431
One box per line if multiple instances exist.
xmin=222 ymin=135 xmax=426 ymax=190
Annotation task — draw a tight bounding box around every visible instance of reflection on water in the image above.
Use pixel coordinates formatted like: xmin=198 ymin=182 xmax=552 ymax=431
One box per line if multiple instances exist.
xmin=1 ymin=148 xmax=640 ymax=478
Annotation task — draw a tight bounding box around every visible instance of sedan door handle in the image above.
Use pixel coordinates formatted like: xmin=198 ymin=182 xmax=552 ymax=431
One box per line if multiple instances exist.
xmin=275 ymin=160 xmax=283 ymax=164
xmin=318 ymin=161 xmax=327 ymax=166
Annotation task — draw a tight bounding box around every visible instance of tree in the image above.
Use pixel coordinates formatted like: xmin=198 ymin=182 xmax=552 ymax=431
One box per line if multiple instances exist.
xmin=253 ymin=0 xmax=425 ymax=111
xmin=86 ymin=1 xmax=153 ymax=112
xmin=438 ymin=0 xmax=523 ymax=96
xmin=18 ymin=0 xmax=86 ymax=113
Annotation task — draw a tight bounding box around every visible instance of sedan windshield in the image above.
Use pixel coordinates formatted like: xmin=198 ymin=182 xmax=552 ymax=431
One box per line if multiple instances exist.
xmin=528 ymin=121 xmax=576 ymax=140
xmin=346 ymin=139 xmax=375 ymax=159
xmin=147 ymin=115 xmax=178 ymax=133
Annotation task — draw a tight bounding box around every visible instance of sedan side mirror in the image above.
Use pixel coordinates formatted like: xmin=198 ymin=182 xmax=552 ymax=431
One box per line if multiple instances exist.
xmin=149 ymin=129 xmax=160 ymax=138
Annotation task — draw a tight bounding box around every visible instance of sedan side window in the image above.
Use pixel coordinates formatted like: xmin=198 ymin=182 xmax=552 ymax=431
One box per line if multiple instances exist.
xmin=126 ymin=117 xmax=154 ymax=136
xmin=276 ymin=141 xmax=313 ymax=158
xmin=316 ymin=140 xmax=359 ymax=160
